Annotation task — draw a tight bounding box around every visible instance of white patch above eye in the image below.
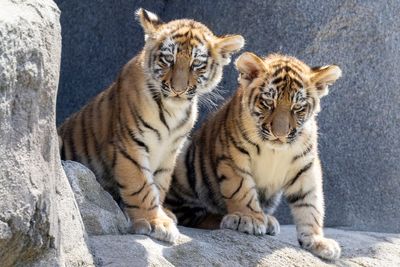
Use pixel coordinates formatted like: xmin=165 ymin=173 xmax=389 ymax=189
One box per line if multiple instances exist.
xmin=160 ymin=37 xmax=176 ymax=54
xmin=192 ymin=45 xmax=208 ymax=63
xmin=159 ymin=38 xmax=177 ymax=66
xmin=262 ymin=86 xmax=277 ymax=99
xmin=293 ymin=90 xmax=307 ymax=103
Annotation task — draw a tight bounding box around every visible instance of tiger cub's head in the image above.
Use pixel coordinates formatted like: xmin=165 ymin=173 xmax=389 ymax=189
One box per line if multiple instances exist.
xmin=236 ymin=52 xmax=342 ymax=145
xmin=136 ymin=8 xmax=244 ymax=101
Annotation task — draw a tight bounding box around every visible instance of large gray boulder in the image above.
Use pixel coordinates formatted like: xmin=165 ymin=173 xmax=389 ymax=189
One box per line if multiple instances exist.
xmin=55 ymin=0 xmax=400 ymax=233
xmin=62 ymin=161 xmax=131 ymax=235
xmin=0 ymin=1 xmax=93 ymax=266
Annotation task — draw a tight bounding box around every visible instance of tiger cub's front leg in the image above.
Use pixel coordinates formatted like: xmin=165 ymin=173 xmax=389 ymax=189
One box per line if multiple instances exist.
xmin=285 ymin=160 xmax=341 ymax=260
xmin=218 ymin=163 xmax=279 ymax=235
xmin=114 ymin=147 xmax=179 ymax=243
xmin=152 ymin=157 xmax=180 ymax=224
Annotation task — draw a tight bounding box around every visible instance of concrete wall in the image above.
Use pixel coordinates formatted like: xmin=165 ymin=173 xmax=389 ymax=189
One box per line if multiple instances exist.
xmin=55 ymin=0 xmax=400 ymax=233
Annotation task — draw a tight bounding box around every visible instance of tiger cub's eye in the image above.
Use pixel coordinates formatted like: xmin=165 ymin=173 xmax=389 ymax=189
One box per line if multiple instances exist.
xmin=261 ymin=99 xmax=274 ymax=109
xmin=192 ymin=59 xmax=203 ymax=67
xmin=292 ymin=103 xmax=303 ymax=111
xmin=164 ymin=54 xmax=174 ymax=64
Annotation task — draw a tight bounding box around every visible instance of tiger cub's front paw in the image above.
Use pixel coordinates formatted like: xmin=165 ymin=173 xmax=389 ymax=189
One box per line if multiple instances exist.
xmin=299 ymin=234 xmax=341 ymax=260
xmin=132 ymin=210 xmax=180 ymax=243
xmin=265 ymin=214 xmax=280 ymax=236
xmin=221 ymin=212 xmax=277 ymax=236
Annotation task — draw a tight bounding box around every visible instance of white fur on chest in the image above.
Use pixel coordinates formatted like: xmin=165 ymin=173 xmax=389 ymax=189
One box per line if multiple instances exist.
xmin=146 ymin=134 xmax=170 ymax=171
xmin=250 ymin=120 xmax=316 ymax=195
xmin=145 ymin=98 xmax=197 ymax=171
xmin=251 ymin=147 xmax=294 ymax=194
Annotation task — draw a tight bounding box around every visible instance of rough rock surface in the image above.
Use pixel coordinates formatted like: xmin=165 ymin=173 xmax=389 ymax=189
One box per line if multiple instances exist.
xmin=54 ymin=0 xmax=400 ymax=233
xmin=60 ymin=162 xmax=399 ymax=266
xmin=62 ymin=161 xmax=130 ymax=235
xmin=90 ymin=226 xmax=400 ymax=267
xmin=0 ymin=1 xmax=93 ymax=266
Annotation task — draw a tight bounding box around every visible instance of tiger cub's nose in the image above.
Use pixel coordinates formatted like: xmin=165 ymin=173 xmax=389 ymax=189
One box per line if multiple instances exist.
xmin=271 ymin=117 xmax=290 ymax=138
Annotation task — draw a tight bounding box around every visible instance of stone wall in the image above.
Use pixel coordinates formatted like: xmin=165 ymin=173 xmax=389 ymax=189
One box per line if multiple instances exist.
xmin=55 ymin=0 xmax=400 ymax=232
xmin=0 ymin=1 xmax=93 ymax=265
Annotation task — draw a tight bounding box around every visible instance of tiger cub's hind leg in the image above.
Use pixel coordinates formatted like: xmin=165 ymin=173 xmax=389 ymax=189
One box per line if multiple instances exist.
xmin=196 ymin=213 xmax=223 ymax=229
xmin=114 ymin=147 xmax=179 ymax=243
xmin=168 ymin=203 xmax=209 ymax=227
xmin=164 ymin=189 xmax=212 ymax=228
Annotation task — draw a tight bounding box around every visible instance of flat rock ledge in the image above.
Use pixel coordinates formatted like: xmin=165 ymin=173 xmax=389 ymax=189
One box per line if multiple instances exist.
xmin=89 ymin=226 xmax=400 ymax=267
xmin=63 ymin=161 xmax=400 ymax=267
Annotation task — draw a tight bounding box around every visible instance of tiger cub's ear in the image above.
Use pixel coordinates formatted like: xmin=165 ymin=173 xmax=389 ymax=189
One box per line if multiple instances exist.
xmin=136 ymin=8 xmax=163 ymax=39
xmin=235 ymin=52 xmax=266 ymax=88
xmin=310 ymin=65 xmax=342 ymax=97
xmin=215 ymin=35 xmax=245 ymax=65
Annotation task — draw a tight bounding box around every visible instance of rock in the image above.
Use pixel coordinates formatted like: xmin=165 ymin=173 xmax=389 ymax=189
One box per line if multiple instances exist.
xmin=62 ymin=161 xmax=131 ymax=235
xmin=55 ymin=0 xmax=400 ymax=233
xmin=61 ymin=160 xmax=400 ymax=266
xmin=59 ymin=160 xmax=399 ymax=266
xmin=0 ymin=1 xmax=93 ymax=266
xmin=90 ymin=226 xmax=400 ymax=267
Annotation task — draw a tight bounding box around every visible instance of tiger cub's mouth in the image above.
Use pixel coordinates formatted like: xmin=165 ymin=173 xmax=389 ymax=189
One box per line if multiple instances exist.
xmin=271 ymin=139 xmax=285 ymax=144
xmin=269 ymin=136 xmax=289 ymax=145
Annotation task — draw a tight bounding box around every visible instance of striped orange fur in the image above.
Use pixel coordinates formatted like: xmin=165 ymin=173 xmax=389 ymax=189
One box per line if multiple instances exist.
xmin=166 ymin=52 xmax=342 ymax=259
xmin=58 ymin=8 xmax=244 ymax=242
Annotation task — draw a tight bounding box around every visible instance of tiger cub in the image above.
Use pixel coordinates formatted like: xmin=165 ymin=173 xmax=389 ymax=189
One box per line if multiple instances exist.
xmin=58 ymin=8 xmax=244 ymax=242
xmin=166 ymin=52 xmax=342 ymax=259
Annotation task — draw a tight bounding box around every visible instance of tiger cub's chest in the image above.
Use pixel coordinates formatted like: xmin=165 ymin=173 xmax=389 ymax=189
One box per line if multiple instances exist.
xmin=251 ymin=146 xmax=294 ymax=194
xmin=146 ymin=100 xmax=197 ymax=171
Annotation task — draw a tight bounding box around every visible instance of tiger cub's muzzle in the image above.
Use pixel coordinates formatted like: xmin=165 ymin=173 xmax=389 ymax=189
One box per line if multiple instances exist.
xmin=167 ymin=53 xmax=196 ymax=97
xmin=263 ymin=106 xmax=297 ymax=142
